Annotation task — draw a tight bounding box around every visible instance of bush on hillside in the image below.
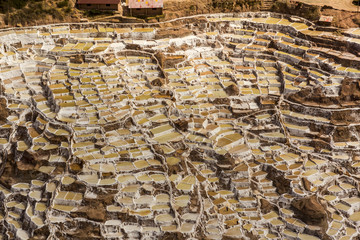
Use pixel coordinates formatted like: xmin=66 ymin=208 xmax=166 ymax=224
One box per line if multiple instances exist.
xmin=57 ymin=0 xmax=70 ymax=8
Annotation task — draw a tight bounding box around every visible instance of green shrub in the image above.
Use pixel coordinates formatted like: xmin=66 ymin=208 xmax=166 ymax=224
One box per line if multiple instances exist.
xmin=57 ymin=0 xmax=69 ymax=8
xmin=64 ymin=6 xmax=72 ymax=14
xmin=84 ymin=9 xmax=102 ymax=17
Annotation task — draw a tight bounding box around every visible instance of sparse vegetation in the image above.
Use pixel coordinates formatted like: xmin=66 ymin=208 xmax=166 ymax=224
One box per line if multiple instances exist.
xmin=272 ymin=1 xmax=321 ymax=22
xmin=189 ymin=5 xmax=197 ymax=11
xmin=0 ymin=0 xmax=41 ymax=13
xmin=84 ymin=9 xmax=114 ymax=18
xmin=2 ymin=0 xmax=76 ymax=26
xmin=211 ymin=0 xmax=261 ymax=11
xmin=353 ymin=18 xmax=360 ymax=27
xmin=56 ymin=0 xmax=70 ymax=8
xmin=146 ymin=15 xmax=165 ymax=22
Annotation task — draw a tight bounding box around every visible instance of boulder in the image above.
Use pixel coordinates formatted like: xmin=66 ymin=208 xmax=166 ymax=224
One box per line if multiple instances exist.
xmin=302 ymin=177 xmax=311 ymax=191
xmin=151 ymin=78 xmax=165 ymax=87
xmin=174 ymin=119 xmax=188 ymax=132
xmin=0 ymin=97 xmax=9 ymax=124
xmin=225 ymin=84 xmax=239 ymax=96
xmin=260 ymin=198 xmax=273 ymax=214
xmin=292 ymin=195 xmax=327 ymax=225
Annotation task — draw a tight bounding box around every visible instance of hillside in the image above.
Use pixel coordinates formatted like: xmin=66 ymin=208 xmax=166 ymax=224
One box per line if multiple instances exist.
xmin=0 ymin=0 xmax=264 ymax=27
xmin=0 ymin=0 xmax=81 ymax=27
xmin=1 ymin=1 xmax=360 ymax=33
xmin=163 ymin=0 xmax=262 ymax=20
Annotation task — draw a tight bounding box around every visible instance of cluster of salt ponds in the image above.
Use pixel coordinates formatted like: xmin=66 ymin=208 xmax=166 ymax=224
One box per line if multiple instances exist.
xmin=0 ymin=13 xmax=359 ymax=239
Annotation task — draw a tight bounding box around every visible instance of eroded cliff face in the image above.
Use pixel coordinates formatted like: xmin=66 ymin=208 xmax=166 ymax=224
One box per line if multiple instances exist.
xmin=288 ymin=78 xmax=360 ymax=107
xmin=0 ymin=97 xmax=8 ymax=124
xmin=0 ymin=12 xmax=360 ymax=240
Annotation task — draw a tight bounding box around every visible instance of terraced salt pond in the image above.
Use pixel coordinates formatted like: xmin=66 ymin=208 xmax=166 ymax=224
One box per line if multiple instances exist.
xmin=0 ymin=12 xmax=360 ymax=239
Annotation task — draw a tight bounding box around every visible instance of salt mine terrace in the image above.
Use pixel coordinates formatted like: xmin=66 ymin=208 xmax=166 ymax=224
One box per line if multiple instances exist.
xmin=0 ymin=12 xmax=359 ymax=239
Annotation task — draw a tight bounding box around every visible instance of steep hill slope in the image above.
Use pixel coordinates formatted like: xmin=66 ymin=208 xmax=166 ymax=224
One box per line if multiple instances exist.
xmin=0 ymin=0 xmax=80 ymax=27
